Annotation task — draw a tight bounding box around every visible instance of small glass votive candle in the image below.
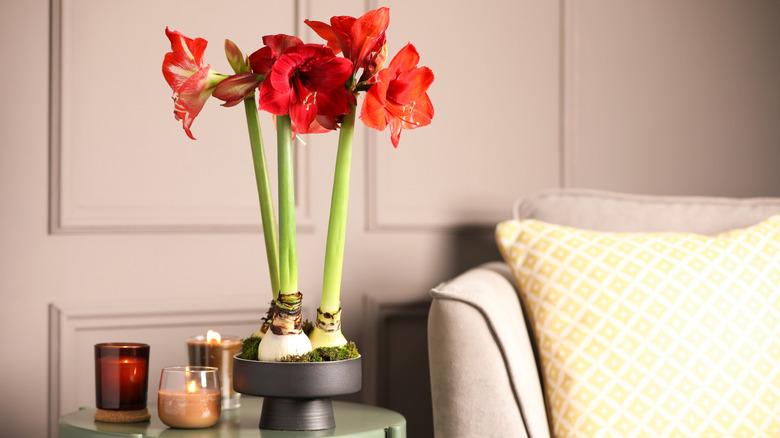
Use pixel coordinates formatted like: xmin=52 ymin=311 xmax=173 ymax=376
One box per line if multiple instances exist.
xmin=94 ymin=343 xmax=150 ymax=420
xmin=158 ymin=366 xmax=221 ymax=429
xmin=187 ymin=331 xmax=242 ymax=409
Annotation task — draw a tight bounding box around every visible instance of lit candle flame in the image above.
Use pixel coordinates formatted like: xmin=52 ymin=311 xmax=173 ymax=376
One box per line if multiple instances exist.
xmin=186 ymin=380 xmax=198 ymax=393
xmin=206 ymin=330 xmax=221 ymax=344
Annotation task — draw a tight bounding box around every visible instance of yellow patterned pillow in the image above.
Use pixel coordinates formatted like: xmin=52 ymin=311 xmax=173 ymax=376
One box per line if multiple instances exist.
xmin=496 ymin=216 xmax=780 ymax=437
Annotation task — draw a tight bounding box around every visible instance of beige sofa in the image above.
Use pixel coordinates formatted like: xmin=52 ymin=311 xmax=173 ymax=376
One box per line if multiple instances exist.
xmin=428 ymin=189 xmax=780 ymax=438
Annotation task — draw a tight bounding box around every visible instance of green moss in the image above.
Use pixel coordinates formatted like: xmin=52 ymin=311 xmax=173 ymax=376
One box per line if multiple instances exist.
xmin=279 ymin=342 xmax=360 ymax=363
xmin=239 ymin=336 xmax=261 ymax=360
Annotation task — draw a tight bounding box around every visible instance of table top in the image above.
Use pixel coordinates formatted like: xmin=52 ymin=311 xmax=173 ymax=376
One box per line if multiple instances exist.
xmin=59 ymin=397 xmax=406 ymax=438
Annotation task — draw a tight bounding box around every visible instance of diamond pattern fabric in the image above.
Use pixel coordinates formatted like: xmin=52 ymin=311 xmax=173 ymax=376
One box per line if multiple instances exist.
xmin=496 ymin=216 xmax=780 ymax=437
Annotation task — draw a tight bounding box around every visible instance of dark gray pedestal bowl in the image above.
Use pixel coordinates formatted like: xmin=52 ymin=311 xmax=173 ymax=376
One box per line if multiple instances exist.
xmin=233 ymin=355 xmax=362 ymax=431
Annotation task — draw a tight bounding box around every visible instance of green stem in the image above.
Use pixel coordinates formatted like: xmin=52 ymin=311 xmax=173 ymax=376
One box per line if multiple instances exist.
xmin=321 ymin=106 xmax=356 ymax=312
xmin=243 ymin=97 xmax=280 ymax=298
xmin=277 ymin=115 xmax=297 ymax=295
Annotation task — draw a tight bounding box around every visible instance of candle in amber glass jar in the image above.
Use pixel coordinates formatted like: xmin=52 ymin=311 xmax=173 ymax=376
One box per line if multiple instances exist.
xmin=158 ymin=366 xmax=221 ymax=429
xmin=187 ymin=330 xmax=242 ymax=409
xmin=94 ymin=343 xmax=150 ymax=411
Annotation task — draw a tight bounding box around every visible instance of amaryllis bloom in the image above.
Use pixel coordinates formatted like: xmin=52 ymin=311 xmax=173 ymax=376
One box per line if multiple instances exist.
xmin=360 ymin=43 xmax=434 ymax=148
xmin=162 ymin=27 xmax=224 ymax=139
xmin=259 ymin=44 xmax=354 ymax=134
xmin=304 ymin=7 xmax=389 ymax=82
xmin=213 ymin=34 xmax=303 ymax=108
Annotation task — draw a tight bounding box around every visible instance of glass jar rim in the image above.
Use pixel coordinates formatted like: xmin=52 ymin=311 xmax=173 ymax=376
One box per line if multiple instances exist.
xmin=161 ymin=366 xmax=218 ymax=373
xmin=95 ymin=342 xmax=149 ymax=349
xmin=186 ymin=335 xmax=242 ymax=342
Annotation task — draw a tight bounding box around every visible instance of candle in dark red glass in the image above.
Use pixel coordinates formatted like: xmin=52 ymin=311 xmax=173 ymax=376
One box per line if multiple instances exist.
xmin=94 ymin=343 xmax=150 ymax=410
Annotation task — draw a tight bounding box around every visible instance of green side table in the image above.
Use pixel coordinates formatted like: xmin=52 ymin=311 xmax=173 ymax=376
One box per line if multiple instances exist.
xmin=59 ymin=397 xmax=406 ymax=438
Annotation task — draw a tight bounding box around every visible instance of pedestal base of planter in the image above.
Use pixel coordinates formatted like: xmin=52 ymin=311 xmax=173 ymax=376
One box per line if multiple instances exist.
xmin=260 ymin=397 xmax=334 ymax=431
xmin=233 ymin=355 xmax=362 ymax=431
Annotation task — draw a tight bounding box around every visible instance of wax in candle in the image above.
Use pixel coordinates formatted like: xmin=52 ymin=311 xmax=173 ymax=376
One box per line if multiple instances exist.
xmin=158 ymin=388 xmax=221 ymax=429
xmin=95 ymin=343 xmax=150 ymax=411
xmin=100 ymin=358 xmax=145 ymax=406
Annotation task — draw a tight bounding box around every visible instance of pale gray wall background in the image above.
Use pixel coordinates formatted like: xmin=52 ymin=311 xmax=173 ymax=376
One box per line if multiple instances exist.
xmin=0 ymin=0 xmax=779 ymax=436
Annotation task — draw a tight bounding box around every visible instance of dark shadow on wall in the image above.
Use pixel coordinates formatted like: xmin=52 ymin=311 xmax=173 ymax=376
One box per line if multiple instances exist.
xmin=443 ymin=225 xmax=502 ymax=279
xmin=377 ymin=301 xmax=432 ymax=437
xmin=369 ymin=225 xmax=500 ymax=437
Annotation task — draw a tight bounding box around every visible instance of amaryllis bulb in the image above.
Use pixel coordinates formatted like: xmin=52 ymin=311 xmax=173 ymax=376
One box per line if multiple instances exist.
xmin=308 ymin=326 xmax=348 ymax=349
xmin=257 ymin=331 xmax=312 ymax=361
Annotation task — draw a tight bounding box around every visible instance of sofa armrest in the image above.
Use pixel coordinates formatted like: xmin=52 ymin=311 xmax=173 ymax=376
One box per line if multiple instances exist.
xmin=428 ymin=262 xmax=550 ymax=438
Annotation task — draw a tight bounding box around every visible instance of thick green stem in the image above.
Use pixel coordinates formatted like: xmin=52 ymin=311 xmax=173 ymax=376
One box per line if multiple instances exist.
xmin=243 ymin=98 xmax=280 ymax=298
xmin=321 ymin=106 xmax=356 ymax=312
xmin=277 ymin=115 xmax=298 ymax=295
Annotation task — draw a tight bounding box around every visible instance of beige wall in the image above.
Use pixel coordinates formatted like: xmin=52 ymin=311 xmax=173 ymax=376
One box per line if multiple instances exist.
xmin=1 ymin=0 xmax=779 ymax=436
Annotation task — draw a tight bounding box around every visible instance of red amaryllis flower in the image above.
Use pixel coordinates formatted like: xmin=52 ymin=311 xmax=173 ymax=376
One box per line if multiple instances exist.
xmin=360 ymin=44 xmax=434 ymax=148
xmin=304 ymin=7 xmax=389 ymax=82
xmin=259 ymin=44 xmax=354 ymax=134
xmin=213 ymin=34 xmax=303 ymax=108
xmin=162 ymin=27 xmax=224 ymax=139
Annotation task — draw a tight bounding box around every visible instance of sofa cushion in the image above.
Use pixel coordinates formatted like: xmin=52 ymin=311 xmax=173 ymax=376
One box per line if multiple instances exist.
xmin=497 ymin=215 xmax=780 ymax=436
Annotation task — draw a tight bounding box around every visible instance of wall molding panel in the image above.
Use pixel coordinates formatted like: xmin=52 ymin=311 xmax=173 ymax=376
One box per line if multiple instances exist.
xmin=558 ymin=0 xmax=780 ymax=196
xmin=363 ymin=0 xmax=563 ymax=232
xmin=48 ymin=0 xmax=313 ymax=234
xmin=47 ymin=297 xmax=266 ymax=438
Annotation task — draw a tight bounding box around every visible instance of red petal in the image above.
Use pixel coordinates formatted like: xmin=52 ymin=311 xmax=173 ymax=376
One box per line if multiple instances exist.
xmin=386 ymin=66 xmax=434 ymax=104
xmin=389 ymin=118 xmax=403 ymax=148
xmin=306 ymin=56 xmax=353 ymax=90
xmin=163 ymin=27 xmax=208 ymax=90
xmin=294 ymin=115 xmax=335 ymax=135
xmin=360 ymin=86 xmax=388 ymax=130
xmin=315 ymin=115 xmax=339 ymax=131
xmin=329 ymin=16 xmax=356 ymax=56
xmin=330 ymin=16 xmax=357 ymax=36
xmin=360 ymin=40 xmax=388 ymax=82
xmin=384 ymin=93 xmax=433 ymax=130
xmin=262 ymin=34 xmax=303 ymax=57
xmin=213 ymin=73 xmax=260 ymax=107
xmin=304 ymin=20 xmax=344 ymax=55
xmin=388 ymin=43 xmax=420 ymax=74
xmin=249 ymin=35 xmax=303 ymax=77
xmin=248 ymin=46 xmax=274 ymax=76
xmin=268 ymin=49 xmax=304 ymax=92
xmin=404 ymin=93 xmax=434 ymax=128
xmin=351 ymin=7 xmax=390 ymax=67
xmin=165 ymin=27 xmax=207 ymax=64
xmin=314 ymin=86 xmax=352 ymax=116
xmin=288 ymin=79 xmax=318 ymax=133
xmin=259 ymin=77 xmax=289 ymax=115
xmin=173 ymin=66 xmax=213 ymax=139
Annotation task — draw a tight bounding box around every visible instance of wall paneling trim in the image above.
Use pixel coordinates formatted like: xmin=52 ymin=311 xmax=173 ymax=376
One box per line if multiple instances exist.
xmin=48 ymin=0 xmax=313 ymax=234
xmin=48 ymin=297 xmax=266 ymax=438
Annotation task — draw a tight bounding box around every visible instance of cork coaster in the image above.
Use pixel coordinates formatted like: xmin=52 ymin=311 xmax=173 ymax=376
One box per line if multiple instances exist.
xmin=95 ymin=408 xmax=151 ymax=423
